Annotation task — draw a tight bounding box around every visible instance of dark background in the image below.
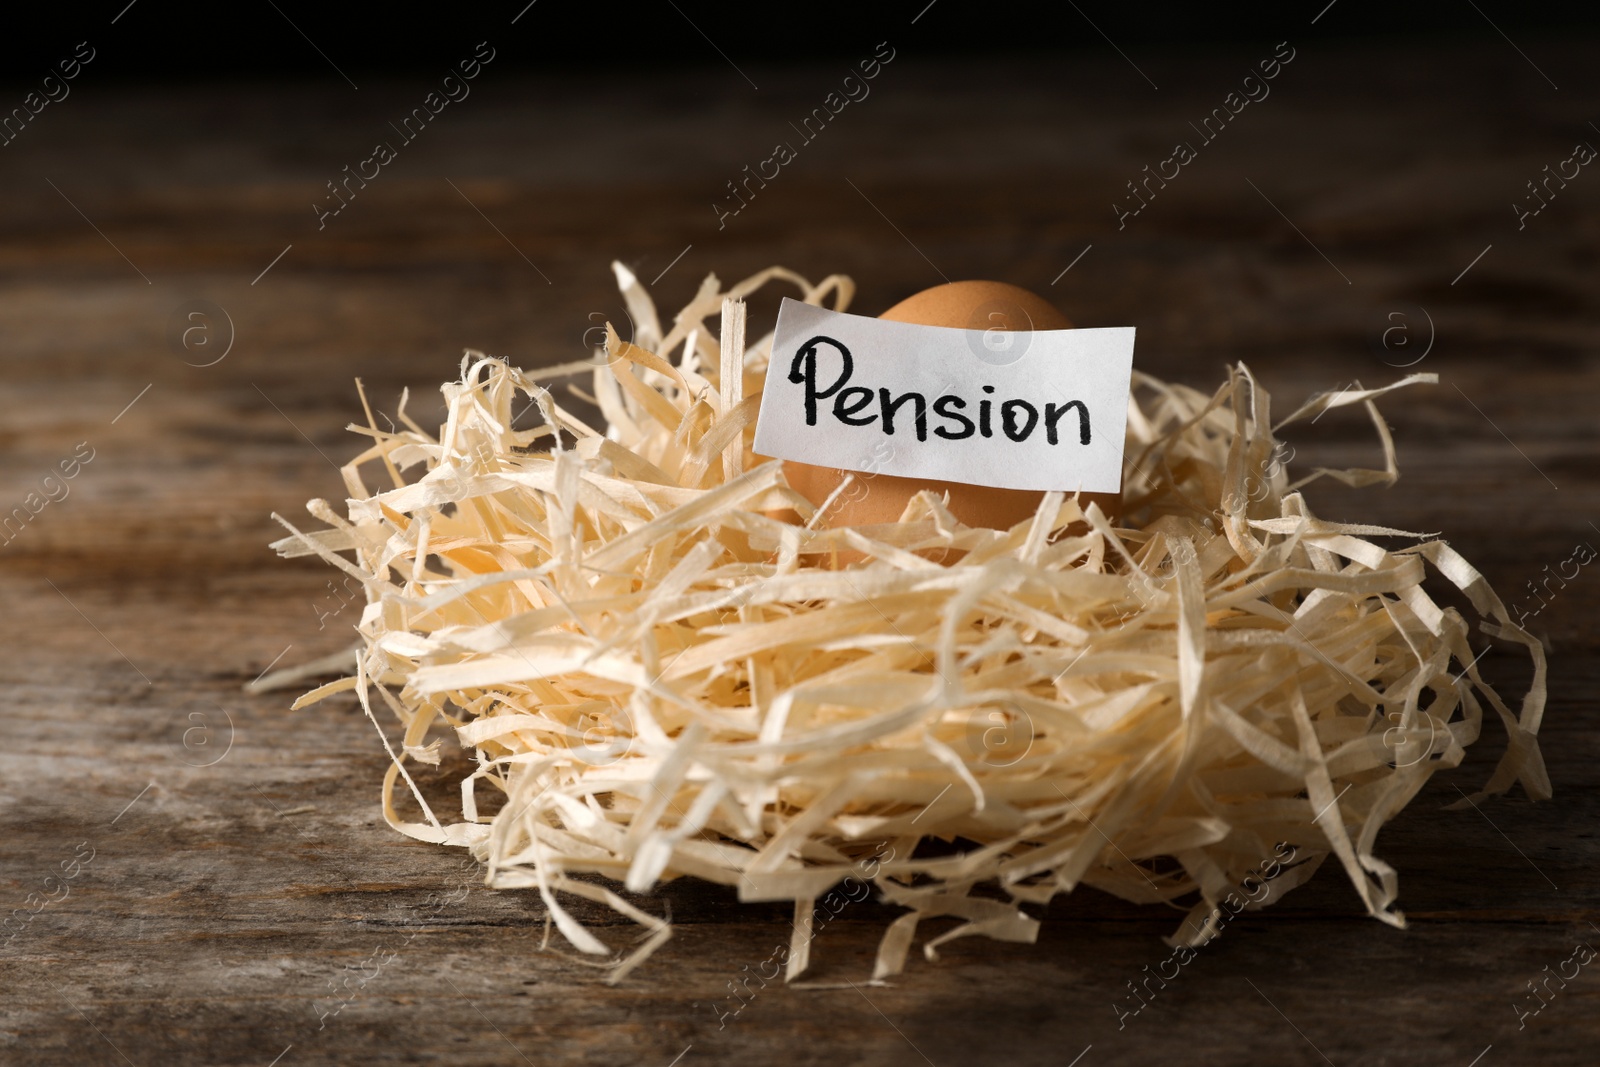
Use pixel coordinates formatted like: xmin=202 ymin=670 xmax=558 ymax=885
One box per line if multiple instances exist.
xmin=2 ymin=2 xmax=1597 ymax=1065
xmin=4 ymin=0 xmax=1600 ymax=81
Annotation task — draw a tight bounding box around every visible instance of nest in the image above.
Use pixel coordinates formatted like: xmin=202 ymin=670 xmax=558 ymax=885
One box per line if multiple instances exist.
xmin=270 ymin=263 xmax=1548 ymax=982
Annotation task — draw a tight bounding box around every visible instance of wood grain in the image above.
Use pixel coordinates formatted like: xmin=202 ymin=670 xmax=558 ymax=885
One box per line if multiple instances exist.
xmin=2 ymin=32 xmax=1598 ymax=1067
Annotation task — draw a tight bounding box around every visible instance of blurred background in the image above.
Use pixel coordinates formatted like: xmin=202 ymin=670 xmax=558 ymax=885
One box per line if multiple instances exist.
xmin=3 ymin=2 xmax=1598 ymax=1064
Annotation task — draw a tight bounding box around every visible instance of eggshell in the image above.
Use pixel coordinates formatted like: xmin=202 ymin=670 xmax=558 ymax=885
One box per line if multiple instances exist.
xmin=782 ymin=280 xmax=1122 ymax=532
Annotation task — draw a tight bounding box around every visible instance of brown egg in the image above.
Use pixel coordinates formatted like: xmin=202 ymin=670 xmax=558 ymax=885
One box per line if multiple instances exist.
xmin=782 ymin=280 xmax=1122 ymax=534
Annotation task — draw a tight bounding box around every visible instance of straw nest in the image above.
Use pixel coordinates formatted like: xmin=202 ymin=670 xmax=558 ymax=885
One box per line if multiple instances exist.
xmin=270 ymin=263 xmax=1549 ymax=982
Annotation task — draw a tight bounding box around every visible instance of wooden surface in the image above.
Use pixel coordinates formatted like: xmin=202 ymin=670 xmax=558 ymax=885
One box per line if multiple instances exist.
xmin=3 ymin=27 xmax=1599 ymax=1067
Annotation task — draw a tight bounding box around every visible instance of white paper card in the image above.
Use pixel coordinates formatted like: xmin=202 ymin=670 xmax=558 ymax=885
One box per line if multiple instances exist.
xmin=752 ymin=298 xmax=1134 ymax=493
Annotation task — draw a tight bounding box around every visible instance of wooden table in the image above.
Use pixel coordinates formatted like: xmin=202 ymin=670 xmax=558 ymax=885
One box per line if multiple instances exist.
xmin=3 ymin=29 xmax=1597 ymax=1066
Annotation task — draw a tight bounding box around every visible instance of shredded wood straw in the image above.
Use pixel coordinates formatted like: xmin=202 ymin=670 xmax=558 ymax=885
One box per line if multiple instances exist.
xmin=270 ymin=263 xmax=1549 ymax=983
